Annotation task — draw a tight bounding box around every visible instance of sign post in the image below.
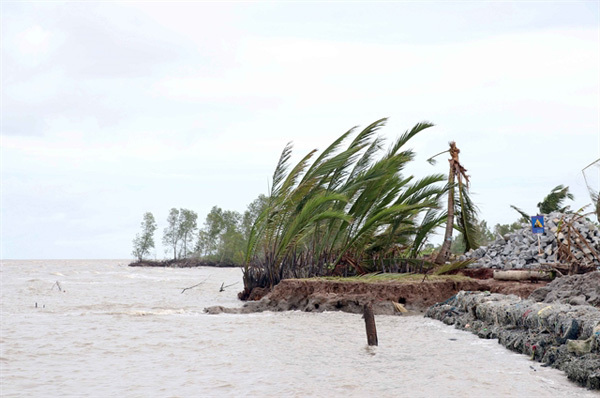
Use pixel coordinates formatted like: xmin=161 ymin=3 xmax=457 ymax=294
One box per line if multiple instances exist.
xmin=531 ymin=215 xmax=544 ymax=254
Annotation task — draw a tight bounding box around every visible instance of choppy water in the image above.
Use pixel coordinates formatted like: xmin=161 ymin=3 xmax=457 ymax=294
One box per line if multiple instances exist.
xmin=1 ymin=260 xmax=598 ymax=398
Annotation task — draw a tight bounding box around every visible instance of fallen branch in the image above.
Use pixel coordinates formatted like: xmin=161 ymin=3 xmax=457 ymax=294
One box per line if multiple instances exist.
xmin=181 ymin=276 xmax=209 ymax=294
xmin=219 ymin=282 xmax=239 ymax=292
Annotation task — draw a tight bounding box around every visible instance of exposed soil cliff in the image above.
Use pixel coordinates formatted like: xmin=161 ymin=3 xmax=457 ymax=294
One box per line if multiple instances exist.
xmin=207 ymin=277 xmax=546 ymax=315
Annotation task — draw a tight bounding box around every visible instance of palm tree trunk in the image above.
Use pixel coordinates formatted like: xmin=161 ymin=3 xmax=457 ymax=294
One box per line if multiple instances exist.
xmin=436 ymin=168 xmax=455 ymax=264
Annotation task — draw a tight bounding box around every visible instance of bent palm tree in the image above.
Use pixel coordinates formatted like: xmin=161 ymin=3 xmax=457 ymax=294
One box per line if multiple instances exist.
xmin=242 ymin=118 xmax=446 ymax=294
xmin=430 ymin=141 xmax=478 ymax=265
xmin=511 ymin=185 xmax=575 ymax=222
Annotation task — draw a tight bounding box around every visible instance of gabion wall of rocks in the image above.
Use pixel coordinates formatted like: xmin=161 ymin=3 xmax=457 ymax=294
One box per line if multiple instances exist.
xmin=426 ymin=291 xmax=600 ymax=389
xmin=462 ymin=212 xmax=600 ymax=270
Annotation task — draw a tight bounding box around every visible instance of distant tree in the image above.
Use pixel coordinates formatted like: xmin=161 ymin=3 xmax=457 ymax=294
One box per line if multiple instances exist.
xmin=195 ymin=229 xmax=210 ymax=257
xmin=178 ymin=209 xmax=198 ymax=258
xmin=476 ymin=219 xmax=495 ymax=245
xmin=194 ymin=206 xmax=247 ymax=264
xmin=451 ymin=220 xmax=494 ymax=254
xmin=241 ymin=194 xmax=268 ymax=242
xmin=132 ymin=212 xmax=157 ymax=261
xmin=493 ymin=221 xmax=524 ymax=238
xmin=218 ymin=210 xmax=244 ymax=263
xmin=163 ymin=208 xmax=180 ymax=260
xmin=200 ymin=206 xmax=225 ymax=257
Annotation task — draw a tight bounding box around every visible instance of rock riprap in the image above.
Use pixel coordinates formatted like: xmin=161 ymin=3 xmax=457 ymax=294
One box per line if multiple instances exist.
xmin=426 ymin=291 xmax=600 ymax=389
xmin=529 ymin=271 xmax=600 ymax=307
xmin=463 ymin=212 xmax=600 ymax=270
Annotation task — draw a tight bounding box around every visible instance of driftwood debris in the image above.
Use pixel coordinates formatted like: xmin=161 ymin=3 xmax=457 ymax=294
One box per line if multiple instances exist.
xmin=363 ymin=303 xmax=378 ymax=346
xmin=181 ymin=276 xmax=209 ymax=294
xmin=219 ymin=282 xmax=239 ymax=292
xmin=493 ymin=270 xmax=553 ymax=281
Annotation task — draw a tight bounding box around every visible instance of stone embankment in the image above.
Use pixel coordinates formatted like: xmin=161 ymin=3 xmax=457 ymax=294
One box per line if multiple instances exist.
xmin=205 ymin=277 xmax=545 ymax=315
xmin=463 ymin=212 xmax=600 ymax=270
xmin=530 ymin=271 xmax=600 ymax=307
xmin=426 ymin=272 xmax=600 ymax=389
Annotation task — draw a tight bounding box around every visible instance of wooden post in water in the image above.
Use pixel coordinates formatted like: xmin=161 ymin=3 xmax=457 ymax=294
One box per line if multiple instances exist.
xmin=363 ymin=303 xmax=378 ymax=346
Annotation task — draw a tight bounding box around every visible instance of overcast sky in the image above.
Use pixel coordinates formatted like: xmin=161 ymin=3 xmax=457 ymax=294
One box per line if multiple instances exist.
xmin=2 ymin=2 xmax=599 ymax=260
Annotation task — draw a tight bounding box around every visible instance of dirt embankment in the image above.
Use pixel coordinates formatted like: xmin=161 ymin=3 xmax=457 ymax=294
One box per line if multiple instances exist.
xmin=206 ymin=277 xmax=546 ymax=315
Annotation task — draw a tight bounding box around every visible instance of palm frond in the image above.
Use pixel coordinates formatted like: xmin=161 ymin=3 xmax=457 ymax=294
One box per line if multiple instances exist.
xmin=386 ymin=121 xmax=434 ymax=159
xmin=433 ymin=259 xmax=476 ymax=275
xmin=455 ymin=178 xmax=479 ymax=252
xmin=510 ymin=205 xmax=530 ymax=223
xmin=537 ymin=185 xmax=574 ymax=214
xmin=271 ymin=142 xmax=293 ymax=197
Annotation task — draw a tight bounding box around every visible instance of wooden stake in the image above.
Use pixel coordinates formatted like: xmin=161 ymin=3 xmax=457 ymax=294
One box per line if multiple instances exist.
xmin=363 ymin=303 xmax=378 ymax=346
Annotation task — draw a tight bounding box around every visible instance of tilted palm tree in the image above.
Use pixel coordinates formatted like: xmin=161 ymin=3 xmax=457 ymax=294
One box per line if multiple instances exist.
xmin=511 ymin=185 xmax=575 ymax=222
xmin=242 ymin=118 xmax=447 ymax=294
xmin=429 ymin=142 xmax=479 ymax=265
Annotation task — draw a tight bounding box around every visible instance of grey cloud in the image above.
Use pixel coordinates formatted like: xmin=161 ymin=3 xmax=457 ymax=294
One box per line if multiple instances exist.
xmin=48 ymin=5 xmax=184 ymax=78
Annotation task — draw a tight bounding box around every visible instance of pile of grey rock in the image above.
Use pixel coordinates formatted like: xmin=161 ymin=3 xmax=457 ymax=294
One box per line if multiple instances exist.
xmin=462 ymin=212 xmax=600 ymax=270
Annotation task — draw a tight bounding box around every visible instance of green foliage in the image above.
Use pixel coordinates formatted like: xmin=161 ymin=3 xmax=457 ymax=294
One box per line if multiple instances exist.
xmin=241 ymin=194 xmax=268 ymax=242
xmin=476 ymin=220 xmax=495 ymax=245
xmin=162 ymin=208 xmax=198 ymax=260
xmin=454 ymin=178 xmax=479 ymax=252
xmin=452 ymin=219 xmax=494 ymax=253
xmin=243 ymin=118 xmax=446 ymax=290
xmin=433 ymin=259 xmax=476 ymax=275
xmin=420 ymin=243 xmax=436 ymax=255
xmin=510 ymin=205 xmax=530 ymax=223
xmin=163 ymin=208 xmax=180 ymax=260
xmin=537 ymin=185 xmax=574 ymax=214
xmin=493 ymin=221 xmax=523 ymax=237
xmin=195 ymin=197 xmax=267 ymax=264
xmin=178 ymin=209 xmax=198 ymax=259
xmin=511 ymin=185 xmax=575 ymax=221
xmin=132 ymin=212 xmax=157 ymax=261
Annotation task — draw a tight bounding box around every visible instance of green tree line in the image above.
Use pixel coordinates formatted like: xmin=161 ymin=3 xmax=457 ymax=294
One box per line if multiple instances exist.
xmin=131 ymin=195 xmax=267 ymax=263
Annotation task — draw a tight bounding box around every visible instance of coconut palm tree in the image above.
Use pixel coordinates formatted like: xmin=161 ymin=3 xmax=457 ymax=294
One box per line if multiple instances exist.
xmin=429 ymin=142 xmax=479 ymax=265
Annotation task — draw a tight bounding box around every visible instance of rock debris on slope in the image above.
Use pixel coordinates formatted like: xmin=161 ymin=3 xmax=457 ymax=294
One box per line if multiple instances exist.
xmin=462 ymin=212 xmax=600 ymax=270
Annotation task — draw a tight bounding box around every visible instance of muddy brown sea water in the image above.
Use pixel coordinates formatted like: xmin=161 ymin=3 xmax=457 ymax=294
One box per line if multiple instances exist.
xmin=1 ymin=260 xmax=598 ymax=398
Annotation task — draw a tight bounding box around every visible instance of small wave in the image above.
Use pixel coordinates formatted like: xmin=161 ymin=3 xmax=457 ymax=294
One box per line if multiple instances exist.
xmin=101 ymin=309 xmax=187 ymax=316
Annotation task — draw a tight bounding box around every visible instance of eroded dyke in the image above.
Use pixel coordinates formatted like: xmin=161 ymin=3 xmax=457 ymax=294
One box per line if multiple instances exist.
xmin=425 ymin=291 xmax=600 ymax=389
xmin=205 ymin=277 xmax=544 ymax=316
